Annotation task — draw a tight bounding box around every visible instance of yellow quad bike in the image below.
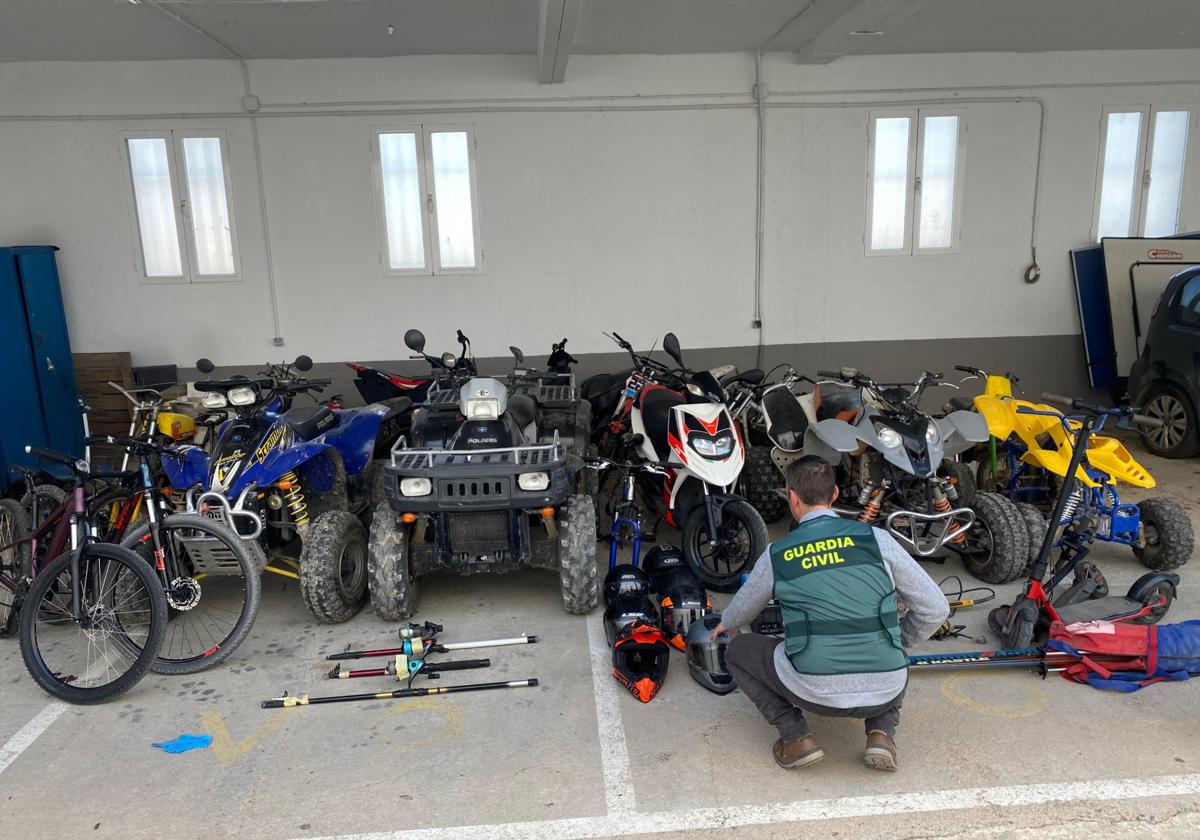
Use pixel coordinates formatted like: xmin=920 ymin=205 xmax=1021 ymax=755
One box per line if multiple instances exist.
xmin=954 ymin=366 xmax=1192 ymax=573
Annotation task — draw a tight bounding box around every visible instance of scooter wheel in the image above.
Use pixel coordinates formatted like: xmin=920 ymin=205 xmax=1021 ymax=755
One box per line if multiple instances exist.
xmin=990 ymin=600 xmax=1037 ymax=649
xmin=1131 ymin=581 xmax=1175 ymax=625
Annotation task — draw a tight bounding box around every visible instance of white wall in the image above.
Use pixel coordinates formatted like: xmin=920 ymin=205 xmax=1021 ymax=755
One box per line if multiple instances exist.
xmin=0 ymin=50 xmax=1198 ymax=367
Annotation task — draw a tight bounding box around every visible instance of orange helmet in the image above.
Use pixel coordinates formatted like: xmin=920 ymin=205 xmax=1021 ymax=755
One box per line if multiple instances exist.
xmin=611 ymin=620 xmax=670 ymax=703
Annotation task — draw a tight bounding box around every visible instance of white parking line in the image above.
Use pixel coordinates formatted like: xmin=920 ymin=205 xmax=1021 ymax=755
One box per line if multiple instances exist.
xmin=585 ymin=609 xmax=636 ymax=815
xmin=0 ymin=703 xmax=67 ymax=776
xmin=302 ymin=772 xmax=1200 ymax=840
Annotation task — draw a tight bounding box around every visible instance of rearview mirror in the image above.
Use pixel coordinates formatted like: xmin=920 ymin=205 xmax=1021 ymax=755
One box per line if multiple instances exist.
xmin=509 ymin=346 xmax=525 ymax=365
xmin=663 ymin=332 xmax=684 ymax=367
xmin=196 ymin=358 xmax=215 ymax=374
xmin=404 ymin=329 xmax=426 ymax=354
xmin=294 ymin=355 xmax=313 ymax=372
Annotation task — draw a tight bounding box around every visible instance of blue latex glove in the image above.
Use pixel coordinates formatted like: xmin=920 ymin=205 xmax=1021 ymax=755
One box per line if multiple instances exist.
xmin=151 ymin=733 xmax=212 ymax=754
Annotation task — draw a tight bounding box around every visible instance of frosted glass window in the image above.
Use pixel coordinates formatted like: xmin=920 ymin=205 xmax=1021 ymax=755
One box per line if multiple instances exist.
xmin=429 ymin=131 xmax=477 ymax=269
xmin=379 ymin=132 xmax=427 ymax=270
xmin=127 ymin=137 xmax=183 ymax=278
xmin=1143 ymin=110 xmax=1189 ymax=238
xmin=870 ymin=117 xmax=911 ymax=251
xmin=181 ymin=137 xmax=235 ymax=276
xmin=917 ymin=116 xmax=959 ymax=249
xmin=1096 ymin=111 xmax=1143 ymax=240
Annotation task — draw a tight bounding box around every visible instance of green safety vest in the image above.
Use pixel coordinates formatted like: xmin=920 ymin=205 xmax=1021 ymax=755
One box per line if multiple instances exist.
xmin=770 ymin=514 xmax=907 ymax=677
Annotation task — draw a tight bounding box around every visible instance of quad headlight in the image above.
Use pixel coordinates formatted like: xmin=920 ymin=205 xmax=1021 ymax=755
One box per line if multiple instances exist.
xmin=201 ymin=391 xmax=228 ymax=409
xmin=517 ymin=471 xmax=550 ymax=491
xmin=228 ymin=386 xmax=256 ymax=406
xmin=925 ymin=421 xmax=941 ymax=445
xmin=465 ymin=397 xmax=500 ymax=420
xmin=686 ymin=382 xmax=705 ymax=397
xmin=876 ymin=426 xmax=903 ymax=449
xmin=692 ymin=434 xmax=735 ymax=457
xmin=399 ymin=477 xmax=432 ymax=497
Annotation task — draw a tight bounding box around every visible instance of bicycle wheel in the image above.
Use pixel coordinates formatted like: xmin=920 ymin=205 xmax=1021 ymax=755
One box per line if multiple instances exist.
xmin=0 ymin=499 xmax=31 ymax=637
xmin=120 ymin=513 xmax=261 ymax=674
xmin=19 ymin=544 xmax=166 ymax=704
xmin=89 ymin=485 xmax=140 ymax=542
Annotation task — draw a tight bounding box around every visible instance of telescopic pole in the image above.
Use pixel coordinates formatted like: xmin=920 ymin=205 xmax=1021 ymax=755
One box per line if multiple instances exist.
xmin=262 ymin=678 xmax=539 ymax=709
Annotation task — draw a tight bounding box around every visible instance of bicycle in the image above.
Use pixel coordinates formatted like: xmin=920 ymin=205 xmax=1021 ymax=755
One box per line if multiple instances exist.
xmin=588 ymin=437 xmax=670 ymax=571
xmin=2 ymin=446 xmax=167 ymax=704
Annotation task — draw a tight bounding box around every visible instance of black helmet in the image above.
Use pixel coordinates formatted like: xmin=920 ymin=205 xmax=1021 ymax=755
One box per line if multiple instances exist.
xmin=641 ymin=544 xmax=688 ymax=593
xmin=604 ymin=593 xmax=659 ymax=646
xmin=612 ymin=620 xmax=670 ymax=703
xmin=686 ymin=612 xmax=736 ymax=694
xmin=659 ymin=579 xmax=711 ymax=651
xmin=603 ymin=564 xmax=651 ymax=605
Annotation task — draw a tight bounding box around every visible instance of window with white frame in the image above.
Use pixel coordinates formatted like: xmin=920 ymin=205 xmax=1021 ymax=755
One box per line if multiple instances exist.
xmin=372 ymin=125 xmax=482 ymax=274
xmin=122 ymin=130 xmax=239 ymax=282
xmin=1093 ymin=106 xmax=1192 ymax=241
xmin=866 ymin=110 xmax=966 ymax=255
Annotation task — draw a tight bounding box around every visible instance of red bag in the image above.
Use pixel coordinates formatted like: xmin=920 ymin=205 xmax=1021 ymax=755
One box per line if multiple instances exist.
xmin=1047 ymin=620 xmax=1180 ymax=691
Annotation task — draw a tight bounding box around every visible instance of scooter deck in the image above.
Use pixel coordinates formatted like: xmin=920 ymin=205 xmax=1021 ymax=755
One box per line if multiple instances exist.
xmin=1054 ymin=596 xmax=1145 ymax=624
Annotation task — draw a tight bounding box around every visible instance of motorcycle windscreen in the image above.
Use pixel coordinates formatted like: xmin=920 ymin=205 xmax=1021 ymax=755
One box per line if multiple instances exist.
xmin=668 ymin=404 xmax=744 ymax=486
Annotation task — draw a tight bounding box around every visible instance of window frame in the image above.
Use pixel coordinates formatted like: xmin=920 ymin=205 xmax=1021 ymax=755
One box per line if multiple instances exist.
xmin=865 ymin=109 xmax=966 ymax=257
xmin=371 ymin=123 xmax=483 ymax=277
xmin=119 ymin=128 xmax=241 ymax=285
xmin=1091 ymin=104 xmax=1194 ymax=241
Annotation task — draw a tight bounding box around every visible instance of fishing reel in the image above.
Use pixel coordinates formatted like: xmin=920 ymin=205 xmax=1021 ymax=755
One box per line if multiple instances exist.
xmin=399 ymin=621 xmax=443 ymax=640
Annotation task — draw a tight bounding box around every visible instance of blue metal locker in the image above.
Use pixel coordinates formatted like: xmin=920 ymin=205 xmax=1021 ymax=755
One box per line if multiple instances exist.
xmin=0 ymin=246 xmax=83 ymax=492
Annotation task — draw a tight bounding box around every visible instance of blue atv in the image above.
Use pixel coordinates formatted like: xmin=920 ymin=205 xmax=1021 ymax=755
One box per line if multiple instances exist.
xmin=162 ymin=355 xmax=411 ymax=623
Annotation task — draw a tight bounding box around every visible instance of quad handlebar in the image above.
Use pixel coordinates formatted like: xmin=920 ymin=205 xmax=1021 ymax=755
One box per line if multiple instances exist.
xmin=1037 ymin=393 xmax=1163 ymax=429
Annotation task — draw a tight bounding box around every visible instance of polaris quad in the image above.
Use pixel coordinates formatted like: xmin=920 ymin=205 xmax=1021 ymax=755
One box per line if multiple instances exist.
xmin=368 ymin=330 xmax=597 ymax=620
xmin=793 ymin=368 xmax=1027 ymax=581
xmin=162 ymin=355 xmax=411 ymax=623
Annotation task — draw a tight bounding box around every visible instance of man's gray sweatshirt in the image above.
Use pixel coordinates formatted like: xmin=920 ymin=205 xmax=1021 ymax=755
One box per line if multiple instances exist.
xmin=721 ymin=508 xmax=950 ymax=708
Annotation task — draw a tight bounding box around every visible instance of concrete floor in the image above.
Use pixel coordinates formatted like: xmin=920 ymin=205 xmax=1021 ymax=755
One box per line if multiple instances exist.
xmin=2 ymin=437 xmax=1199 ymax=839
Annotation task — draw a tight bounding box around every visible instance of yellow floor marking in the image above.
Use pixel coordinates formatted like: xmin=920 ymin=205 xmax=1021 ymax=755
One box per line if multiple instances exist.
xmin=939 ymin=674 xmax=1049 ymax=719
xmin=200 ymin=710 xmax=290 ymax=768
xmin=378 ymin=698 xmax=463 ymax=753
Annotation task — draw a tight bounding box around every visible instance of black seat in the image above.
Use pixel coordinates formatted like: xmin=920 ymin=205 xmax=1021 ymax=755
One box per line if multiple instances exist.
xmin=945 ymin=396 xmax=975 ymax=413
xmin=285 ymin=404 xmax=337 ymax=439
xmin=762 ymin=388 xmax=809 ymax=451
xmin=639 ymin=388 xmax=684 ymax=454
xmin=506 ymin=394 xmax=537 ymax=430
xmin=581 ymin=370 xmax=633 ymax=420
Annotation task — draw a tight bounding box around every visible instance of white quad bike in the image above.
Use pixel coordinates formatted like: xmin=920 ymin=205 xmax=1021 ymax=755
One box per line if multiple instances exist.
xmin=761 ymin=367 xmax=1029 ymax=577
xmin=610 ymin=332 xmax=770 ymax=592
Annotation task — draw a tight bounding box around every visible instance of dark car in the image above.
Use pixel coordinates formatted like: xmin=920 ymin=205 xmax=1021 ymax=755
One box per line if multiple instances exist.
xmin=1128 ymin=265 xmax=1200 ymax=458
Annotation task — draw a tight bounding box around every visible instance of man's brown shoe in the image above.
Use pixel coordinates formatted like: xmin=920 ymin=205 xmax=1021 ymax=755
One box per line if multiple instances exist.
xmin=864 ymin=730 xmax=897 ymax=771
xmin=773 ymin=736 xmax=825 ymax=769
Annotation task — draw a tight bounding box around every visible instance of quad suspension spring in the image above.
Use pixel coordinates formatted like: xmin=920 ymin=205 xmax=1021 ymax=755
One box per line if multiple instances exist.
xmin=280 ymin=471 xmax=309 ymax=529
xmin=859 ymin=487 xmax=885 ymax=523
xmin=932 ymin=485 xmax=965 ymax=544
xmin=1058 ymin=488 xmax=1082 ymax=524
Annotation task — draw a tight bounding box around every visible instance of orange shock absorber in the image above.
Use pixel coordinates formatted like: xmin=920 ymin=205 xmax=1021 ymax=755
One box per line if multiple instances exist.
xmin=859 ymin=487 xmax=884 ymax=523
xmin=932 ymin=485 xmax=966 ymax=544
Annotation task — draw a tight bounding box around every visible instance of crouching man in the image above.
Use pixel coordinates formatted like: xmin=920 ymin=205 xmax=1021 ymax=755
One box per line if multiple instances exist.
xmin=714 ymin=456 xmax=949 ymax=772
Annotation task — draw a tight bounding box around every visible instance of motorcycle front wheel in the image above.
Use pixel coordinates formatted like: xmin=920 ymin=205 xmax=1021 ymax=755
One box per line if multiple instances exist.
xmin=682 ymin=499 xmax=769 ymax=592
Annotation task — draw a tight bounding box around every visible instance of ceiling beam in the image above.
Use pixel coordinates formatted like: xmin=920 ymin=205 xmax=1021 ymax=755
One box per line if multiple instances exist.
xmin=795 ymin=0 xmax=938 ymax=64
xmin=538 ymin=0 xmax=582 ymax=84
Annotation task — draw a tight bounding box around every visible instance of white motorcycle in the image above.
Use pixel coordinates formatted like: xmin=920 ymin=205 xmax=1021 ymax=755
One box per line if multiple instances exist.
xmin=598 ymin=332 xmax=769 ymax=592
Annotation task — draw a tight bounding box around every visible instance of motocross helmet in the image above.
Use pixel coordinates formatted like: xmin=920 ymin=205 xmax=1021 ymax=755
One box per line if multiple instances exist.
xmin=641 ymin=544 xmax=689 ymax=593
xmin=686 ymin=613 xmax=736 ymax=694
xmin=603 ymin=564 xmax=651 ymax=606
xmin=612 ymin=620 xmax=671 ymax=703
xmin=659 ymin=579 xmax=711 ymax=651
xmin=604 ymin=593 xmax=659 ymax=647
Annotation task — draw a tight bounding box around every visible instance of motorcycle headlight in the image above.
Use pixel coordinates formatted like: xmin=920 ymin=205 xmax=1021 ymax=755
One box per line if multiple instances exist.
xmin=876 ymin=426 xmax=902 ymax=449
xmin=399 ymin=477 xmax=432 ymax=497
xmin=464 ymin=397 xmax=500 ymax=420
xmin=517 ymin=471 xmax=550 ymax=491
xmin=227 ymin=386 xmax=256 ymax=407
xmin=925 ymin=422 xmax=941 ymax=445
xmin=201 ymin=392 xmax=228 ymax=409
xmin=692 ymin=434 xmax=734 ymax=457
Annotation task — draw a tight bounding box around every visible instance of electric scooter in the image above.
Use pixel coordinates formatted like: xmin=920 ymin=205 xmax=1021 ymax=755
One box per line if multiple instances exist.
xmin=989 ymin=394 xmax=1181 ymax=649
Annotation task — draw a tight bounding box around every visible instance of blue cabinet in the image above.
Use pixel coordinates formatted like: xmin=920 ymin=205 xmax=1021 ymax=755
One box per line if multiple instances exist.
xmin=0 ymin=246 xmax=83 ymax=492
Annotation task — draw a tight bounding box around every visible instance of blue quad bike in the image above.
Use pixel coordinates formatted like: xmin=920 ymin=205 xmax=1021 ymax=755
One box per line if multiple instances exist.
xmin=162 ymin=355 xmax=412 ymax=623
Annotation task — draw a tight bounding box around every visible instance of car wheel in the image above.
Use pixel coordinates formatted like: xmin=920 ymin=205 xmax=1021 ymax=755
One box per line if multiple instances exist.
xmin=1138 ymin=384 xmax=1200 ymax=458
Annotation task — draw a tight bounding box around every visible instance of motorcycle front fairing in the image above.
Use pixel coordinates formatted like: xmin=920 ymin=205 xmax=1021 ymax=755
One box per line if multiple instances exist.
xmin=665 ymin=403 xmax=744 ymax=486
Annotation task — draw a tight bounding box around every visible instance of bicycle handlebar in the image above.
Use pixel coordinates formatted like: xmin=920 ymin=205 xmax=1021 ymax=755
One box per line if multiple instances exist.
xmin=1039 ymin=393 xmax=1164 ymax=428
xmin=25 ymin=445 xmax=78 ymax=468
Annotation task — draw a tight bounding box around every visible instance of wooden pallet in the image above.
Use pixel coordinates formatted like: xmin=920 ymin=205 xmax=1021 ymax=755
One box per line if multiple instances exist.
xmin=74 ymin=352 xmax=133 ymax=464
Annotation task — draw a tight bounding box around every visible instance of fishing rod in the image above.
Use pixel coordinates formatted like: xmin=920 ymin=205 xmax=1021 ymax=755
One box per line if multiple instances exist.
xmin=327 ymin=657 xmax=492 ymax=681
xmin=909 ymin=646 xmax=1134 ymax=673
xmin=327 ymin=634 xmax=538 ymax=661
xmin=262 ymin=679 xmax=539 ymax=709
